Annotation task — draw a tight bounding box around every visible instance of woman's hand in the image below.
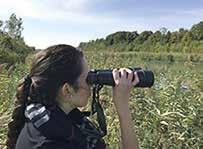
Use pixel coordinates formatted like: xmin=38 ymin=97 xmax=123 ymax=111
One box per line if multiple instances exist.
xmin=112 ymin=68 xmax=140 ymax=149
xmin=112 ymin=68 xmax=139 ymax=111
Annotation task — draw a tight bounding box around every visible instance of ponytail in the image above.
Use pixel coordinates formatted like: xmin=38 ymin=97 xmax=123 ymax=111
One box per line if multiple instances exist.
xmin=6 ymin=75 xmax=32 ymax=149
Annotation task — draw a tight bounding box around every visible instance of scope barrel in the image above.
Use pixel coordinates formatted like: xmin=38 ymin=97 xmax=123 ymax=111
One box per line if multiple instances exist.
xmin=86 ymin=67 xmax=154 ymax=88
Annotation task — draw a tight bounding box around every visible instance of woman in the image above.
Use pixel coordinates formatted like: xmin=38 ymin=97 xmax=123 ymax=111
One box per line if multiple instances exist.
xmin=6 ymin=44 xmax=139 ymax=149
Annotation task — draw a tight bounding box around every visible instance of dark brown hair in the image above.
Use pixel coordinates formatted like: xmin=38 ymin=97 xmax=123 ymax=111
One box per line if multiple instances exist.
xmin=6 ymin=44 xmax=84 ymax=149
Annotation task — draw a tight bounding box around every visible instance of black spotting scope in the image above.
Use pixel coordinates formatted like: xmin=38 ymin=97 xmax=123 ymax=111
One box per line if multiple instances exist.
xmin=86 ymin=67 xmax=154 ymax=88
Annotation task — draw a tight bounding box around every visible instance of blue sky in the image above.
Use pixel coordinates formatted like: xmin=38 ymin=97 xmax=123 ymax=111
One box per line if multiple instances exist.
xmin=0 ymin=0 xmax=202 ymax=49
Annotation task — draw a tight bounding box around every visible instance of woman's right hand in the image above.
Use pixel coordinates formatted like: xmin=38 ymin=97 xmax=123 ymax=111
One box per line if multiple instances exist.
xmin=112 ymin=68 xmax=139 ymax=111
xmin=112 ymin=68 xmax=140 ymax=149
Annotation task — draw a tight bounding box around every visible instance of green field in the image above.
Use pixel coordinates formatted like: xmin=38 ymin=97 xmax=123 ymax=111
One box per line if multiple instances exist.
xmin=0 ymin=52 xmax=202 ymax=149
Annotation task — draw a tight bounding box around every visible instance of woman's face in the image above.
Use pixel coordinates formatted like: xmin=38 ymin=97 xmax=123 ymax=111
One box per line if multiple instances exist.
xmin=70 ymin=57 xmax=91 ymax=107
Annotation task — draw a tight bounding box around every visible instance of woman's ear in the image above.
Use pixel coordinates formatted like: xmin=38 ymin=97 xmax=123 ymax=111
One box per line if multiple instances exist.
xmin=58 ymin=83 xmax=76 ymax=113
xmin=61 ymin=83 xmax=74 ymax=98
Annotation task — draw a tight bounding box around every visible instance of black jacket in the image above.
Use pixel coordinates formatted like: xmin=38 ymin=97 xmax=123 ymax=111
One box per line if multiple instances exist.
xmin=16 ymin=105 xmax=106 ymax=149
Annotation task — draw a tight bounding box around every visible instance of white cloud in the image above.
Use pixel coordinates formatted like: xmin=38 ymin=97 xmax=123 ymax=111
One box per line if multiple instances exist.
xmin=0 ymin=0 xmax=146 ymax=49
xmin=0 ymin=0 xmax=37 ymax=18
xmin=51 ymin=0 xmax=90 ymax=12
xmin=0 ymin=0 xmax=107 ymax=24
xmin=182 ymin=9 xmax=203 ymax=18
xmin=1 ymin=0 xmax=202 ymax=26
xmin=24 ymin=33 xmax=82 ymax=49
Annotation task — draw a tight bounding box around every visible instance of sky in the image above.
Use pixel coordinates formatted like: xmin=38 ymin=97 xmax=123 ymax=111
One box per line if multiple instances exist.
xmin=0 ymin=0 xmax=202 ymax=49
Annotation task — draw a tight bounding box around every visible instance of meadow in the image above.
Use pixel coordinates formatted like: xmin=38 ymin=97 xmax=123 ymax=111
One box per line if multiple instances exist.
xmin=0 ymin=52 xmax=202 ymax=149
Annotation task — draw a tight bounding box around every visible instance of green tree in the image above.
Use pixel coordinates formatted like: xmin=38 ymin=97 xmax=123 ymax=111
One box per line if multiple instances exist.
xmin=181 ymin=31 xmax=192 ymax=43
xmin=164 ymin=31 xmax=171 ymax=44
xmin=4 ymin=13 xmax=23 ymax=39
xmin=159 ymin=28 xmax=169 ymax=45
xmin=105 ymin=31 xmax=138 ymax=46
xmin=160 ymin=27 xmax=167 ymax=35
xmin=0 ymin=20 xmax=3 ymax=27
xmin=0 ymin=34 xmax=13 ymax=50
xmin=0 ymin=14 xmax=33 ymax=65
xmin=169 ymin=32 xmax=178 ymax=44
xmin=0 ymin=20 xmax=3 ymax=33
xmin=190 ymin=21 xmax=203 ymax=40
xmin=153 ymin=31 xmax=162 ymax=42
xmin=178 ymin=28 xmax=188 ymax=41
xmin=134 ymin=31 xmax=153 ymax=44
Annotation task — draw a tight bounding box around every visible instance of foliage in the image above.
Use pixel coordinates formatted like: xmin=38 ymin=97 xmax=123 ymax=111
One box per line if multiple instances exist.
xmin=191 ymin=21 xmax=203 ymax=40
xmin=3 ymin=13 xmax=23 ymax=39
xmin=0 ymin=13 xmax=34 ymax=66
xmin=79 ymin=22 xmax=203 ymax=53
xmin=85 ymin=52 xmax=203 ymax=149
xmin=1 ymin=52 xmax=202 ymax=148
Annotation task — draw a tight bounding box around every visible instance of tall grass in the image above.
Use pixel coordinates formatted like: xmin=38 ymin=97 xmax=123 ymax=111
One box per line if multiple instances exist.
xmin=0 ymin=52 xmax=202 ymax=149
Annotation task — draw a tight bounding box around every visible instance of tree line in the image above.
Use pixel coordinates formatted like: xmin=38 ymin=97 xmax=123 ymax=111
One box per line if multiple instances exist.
xmin=0 ymin=13 xmax=202 ymax=67
xmin=79 ymin=22 xmax=203 ymax=53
